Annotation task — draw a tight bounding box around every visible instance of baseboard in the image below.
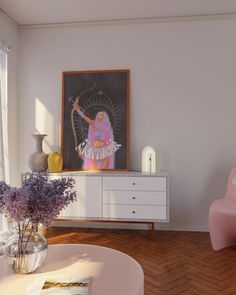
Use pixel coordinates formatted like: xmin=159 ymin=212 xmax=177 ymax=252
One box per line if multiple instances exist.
xmin=158 ymin=224 xmax=209 ymax=232
xmin=52 ymin=220 xmax=209 ymax=232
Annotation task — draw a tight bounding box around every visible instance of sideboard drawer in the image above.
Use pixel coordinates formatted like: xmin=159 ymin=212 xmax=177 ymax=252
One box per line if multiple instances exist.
xmin=103 ymin=191 xmax=166 ymax=206
xmin=103 ymin=204 xmax=167 ymax=220
xmin=103 ymin=176 xmax=166 ymax=191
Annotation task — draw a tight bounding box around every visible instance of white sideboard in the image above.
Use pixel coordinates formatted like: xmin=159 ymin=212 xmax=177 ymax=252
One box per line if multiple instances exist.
xmin=50 ymin=171 xmax=169 ymax=226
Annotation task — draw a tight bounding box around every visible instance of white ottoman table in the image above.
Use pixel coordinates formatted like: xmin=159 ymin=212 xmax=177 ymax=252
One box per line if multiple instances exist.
xmin=0 ymin=244 xmax=144 ymax=295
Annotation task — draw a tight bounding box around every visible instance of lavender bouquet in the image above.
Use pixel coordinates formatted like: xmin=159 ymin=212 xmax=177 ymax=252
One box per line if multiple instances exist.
xmin=0 ymin=172 xmax=76 ymax=273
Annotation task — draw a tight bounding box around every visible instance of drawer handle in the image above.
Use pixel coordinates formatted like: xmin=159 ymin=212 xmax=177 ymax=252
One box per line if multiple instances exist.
xmin=132 ymin=211 xmax=136 ymax=214
xmin=132 ymin=182 xmax=136 ymax=185
xmin=132 ymin=197 xmax=136 ymax=200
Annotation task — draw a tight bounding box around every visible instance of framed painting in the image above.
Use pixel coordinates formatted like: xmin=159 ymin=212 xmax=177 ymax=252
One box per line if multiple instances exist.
xmin=61 ymin=70 xmax=129 ymax=171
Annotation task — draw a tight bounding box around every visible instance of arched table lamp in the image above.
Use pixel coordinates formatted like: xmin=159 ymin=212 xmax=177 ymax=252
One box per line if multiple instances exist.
xmin=141 ymin=146 xmax=158 ymax=173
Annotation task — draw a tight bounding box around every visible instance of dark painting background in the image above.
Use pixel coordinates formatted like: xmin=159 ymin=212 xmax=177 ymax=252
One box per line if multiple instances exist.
xmin=62 ymin=71 xmax=129 ymax=170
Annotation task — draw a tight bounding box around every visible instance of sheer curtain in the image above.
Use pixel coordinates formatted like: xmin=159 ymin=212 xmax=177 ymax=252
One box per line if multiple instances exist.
xmin=0 ymin=42 xmax=10 ymax=231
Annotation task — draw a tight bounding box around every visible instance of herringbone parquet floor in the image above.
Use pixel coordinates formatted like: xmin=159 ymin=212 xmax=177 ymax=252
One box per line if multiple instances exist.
xmin=46 ymin=227 xmax=236 ymax=295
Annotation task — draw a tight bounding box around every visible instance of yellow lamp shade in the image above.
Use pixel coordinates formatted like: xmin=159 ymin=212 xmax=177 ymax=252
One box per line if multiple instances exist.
xmin=47 ymin=152 xmax=63 ymax=173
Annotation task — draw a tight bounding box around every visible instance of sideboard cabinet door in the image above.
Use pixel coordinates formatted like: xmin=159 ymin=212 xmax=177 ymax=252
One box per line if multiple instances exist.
xmin=60 ymin=176 xmax=102 ymax=218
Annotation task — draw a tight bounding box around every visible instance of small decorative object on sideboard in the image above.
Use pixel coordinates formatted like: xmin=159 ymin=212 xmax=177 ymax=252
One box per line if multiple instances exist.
xmin=28 ymin=134 xmax=48 ymax=172
xmin=47 ymin=152 xmax=63 ymax=173
xmin=141 ymin=146 xmax=158 ymax=173
xmin=0 ymin=173 xmax=76 ymax=274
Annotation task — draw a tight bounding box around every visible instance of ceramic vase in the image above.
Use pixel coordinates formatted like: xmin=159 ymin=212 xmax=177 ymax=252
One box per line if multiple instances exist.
xmin=28 ymin=134 xmax=48 ymax=172
xmin=47 ymin=152 xmax=63 ymax=173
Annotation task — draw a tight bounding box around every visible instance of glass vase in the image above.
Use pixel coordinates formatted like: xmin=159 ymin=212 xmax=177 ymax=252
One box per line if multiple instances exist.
xmin=4 ymin=221 xmax=48 ymax=274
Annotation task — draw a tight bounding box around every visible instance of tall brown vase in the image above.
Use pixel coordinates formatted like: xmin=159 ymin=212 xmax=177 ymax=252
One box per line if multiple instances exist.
xmin=28 ymin=134 xmax=48 ymax=172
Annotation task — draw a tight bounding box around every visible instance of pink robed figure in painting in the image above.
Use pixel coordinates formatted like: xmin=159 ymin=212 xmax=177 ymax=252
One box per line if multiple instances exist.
xmin=73 ymin=103 xmax=121 ymax=170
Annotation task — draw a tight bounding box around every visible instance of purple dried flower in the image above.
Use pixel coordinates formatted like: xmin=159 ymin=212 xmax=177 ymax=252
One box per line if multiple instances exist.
xmin=0 ymin=181 xmax=10 ymax=195
xmin=0 ymin=181 xmax=10 ymax=208
xmin=22 ymin=172 xmax=76 ymax=226
xmin=0 ymin=172 xmax=76 ymax=227
xmin=1 ymin=188 xmax=30 ymax=221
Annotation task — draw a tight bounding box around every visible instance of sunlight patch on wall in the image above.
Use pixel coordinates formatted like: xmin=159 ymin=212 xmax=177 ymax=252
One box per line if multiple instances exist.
xmin=35 ymin=97 xmax=56 ymax=152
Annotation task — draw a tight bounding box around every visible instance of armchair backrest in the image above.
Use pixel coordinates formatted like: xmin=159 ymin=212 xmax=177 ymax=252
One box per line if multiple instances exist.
xmin=225 ymin=166 xmax=236 ymax=201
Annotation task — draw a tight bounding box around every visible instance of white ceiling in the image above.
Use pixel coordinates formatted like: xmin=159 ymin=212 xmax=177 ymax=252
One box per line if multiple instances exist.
xmin=1 ymin=0 xmax=236 ymax=26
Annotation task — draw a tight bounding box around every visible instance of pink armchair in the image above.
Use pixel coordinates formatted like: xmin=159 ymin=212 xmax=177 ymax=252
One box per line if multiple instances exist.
xmin=209 ymin=166 xmax=236 ymax=250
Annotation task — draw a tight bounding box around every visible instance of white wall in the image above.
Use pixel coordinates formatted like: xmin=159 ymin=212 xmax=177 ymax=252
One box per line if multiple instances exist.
xmin=0 ymin=11 xmax=18 ymax=185
xmin=18 ymin=19 xmax=236 ymax=231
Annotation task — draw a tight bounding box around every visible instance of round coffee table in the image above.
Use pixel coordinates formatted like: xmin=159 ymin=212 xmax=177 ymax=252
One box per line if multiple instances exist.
xmin=0 ymin=244 xmax=144 ymax=295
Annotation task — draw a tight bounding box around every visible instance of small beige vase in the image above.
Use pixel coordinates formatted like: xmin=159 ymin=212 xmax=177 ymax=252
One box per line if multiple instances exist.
xmin=28 ymin=134 xmax=48 ymax=172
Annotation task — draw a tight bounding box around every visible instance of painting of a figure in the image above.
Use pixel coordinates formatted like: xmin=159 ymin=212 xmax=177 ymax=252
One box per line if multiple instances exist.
xmin=62 ymin=70 xmax=129 ymax=171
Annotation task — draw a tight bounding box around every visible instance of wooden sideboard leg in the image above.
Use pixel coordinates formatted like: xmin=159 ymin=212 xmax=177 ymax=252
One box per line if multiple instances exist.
xmin=151 ymin=222 xmax=155 ymax=231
